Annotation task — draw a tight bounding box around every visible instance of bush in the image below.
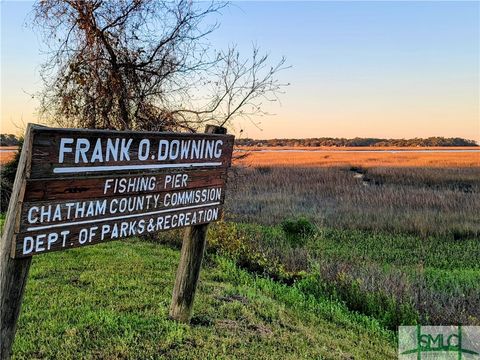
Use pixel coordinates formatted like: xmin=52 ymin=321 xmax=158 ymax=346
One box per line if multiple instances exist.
xmin=281 ymin=217 xmax=316 ymax=246
xmin=207 ymin=222 xmax=294 ymax=282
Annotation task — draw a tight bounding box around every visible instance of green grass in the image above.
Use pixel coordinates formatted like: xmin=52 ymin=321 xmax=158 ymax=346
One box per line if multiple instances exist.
xmin=310 ymin=227 xmax=480 ymax=271
xmin=309 ymin=227 xmax=480 ymax=298
xmin=207 ymin=221 xmax=480 ymax=327
xmin=12 ymin=238 xmax=395 ymax=359
xmin=233 ymin=221 xmax=480 ymax=290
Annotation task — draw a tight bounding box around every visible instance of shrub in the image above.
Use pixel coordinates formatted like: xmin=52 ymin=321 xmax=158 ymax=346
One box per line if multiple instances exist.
xmin=281 ymin=217 xmax=316 ymax=246
xmin=207 ymin=221 xmax=295 ymax=282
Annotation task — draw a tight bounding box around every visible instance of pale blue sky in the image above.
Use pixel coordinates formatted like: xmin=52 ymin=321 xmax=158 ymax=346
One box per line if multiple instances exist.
xmin=1 ymin=1 xmax=479 ymax=141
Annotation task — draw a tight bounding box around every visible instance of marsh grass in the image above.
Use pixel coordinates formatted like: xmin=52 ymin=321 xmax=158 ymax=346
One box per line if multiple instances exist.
xmin=216 ymin=165 xmax=480 ymax=328
xmin=234 ymin=149 xmax=480 ymax=167
xmin=225 ymin=166 xmax=480 ymax=238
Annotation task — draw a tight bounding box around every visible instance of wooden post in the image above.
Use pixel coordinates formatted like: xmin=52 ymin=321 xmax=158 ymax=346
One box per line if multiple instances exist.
xmin=169 ymin=124 xmax=227 ymax=322
xmin=1 ymin=124 xmax=34 ymax=360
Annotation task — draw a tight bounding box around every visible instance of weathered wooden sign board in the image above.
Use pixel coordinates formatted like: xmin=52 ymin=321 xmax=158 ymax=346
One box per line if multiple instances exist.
xmin=0 ymin=124 xmax=233 ymax=359
xmin=12 ymin=126 xmax=233 ymax=257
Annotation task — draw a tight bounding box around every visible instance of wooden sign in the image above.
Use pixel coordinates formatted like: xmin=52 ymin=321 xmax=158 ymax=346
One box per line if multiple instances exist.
xmin=1 ymin=124 xmax=233 ymax=359
xmin=10 ymin=126 xmax=234 ymax=258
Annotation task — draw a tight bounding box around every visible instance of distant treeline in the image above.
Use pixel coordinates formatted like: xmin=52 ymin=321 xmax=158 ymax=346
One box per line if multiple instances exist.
xmin=2 ymin=133 xmax=477 ymax=147
xmin=0 ymin=134 xmax=20 ymax=147
xmin=236 ymin=137 xmax=478 ymax=147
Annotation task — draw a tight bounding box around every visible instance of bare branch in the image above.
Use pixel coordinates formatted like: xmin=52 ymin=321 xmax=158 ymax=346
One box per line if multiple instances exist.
xmin=33 ymin=0 xmax=288 ymax=132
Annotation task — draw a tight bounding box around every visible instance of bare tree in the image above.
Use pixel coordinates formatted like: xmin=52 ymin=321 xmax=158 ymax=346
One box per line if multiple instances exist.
xmin=33 ymin=0 xmax=288 ymax=132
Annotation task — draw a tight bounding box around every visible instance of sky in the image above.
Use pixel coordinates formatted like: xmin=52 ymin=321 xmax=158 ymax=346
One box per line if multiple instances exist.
xmin=1 ymin=1 xmax=479 ymax=141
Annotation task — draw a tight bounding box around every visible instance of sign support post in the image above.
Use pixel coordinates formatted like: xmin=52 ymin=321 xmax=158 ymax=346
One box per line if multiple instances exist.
xmin=0 ymin=123 xmax=233 ymax=357
xmin=169 ymin=125 xmax=227 ymax=323
xmin=1 ymin=124 xmax=34 ymax=360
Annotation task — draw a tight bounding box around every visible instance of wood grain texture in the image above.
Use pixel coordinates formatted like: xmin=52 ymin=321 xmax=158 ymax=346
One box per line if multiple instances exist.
xmin=169 ymin=124 xmax=228 ymax=323
xmin=1 ymin=124 xmax=35 ymax=360
xmin=14 ymin=205 xmax=223 ymax=258
xmin=19 ymin=186 xmax=225 ymax=232
xmin=29 ymin=128 xmax=234 ymax=179
xmin=11 ymin=126 xmax=233 ymax=258
xmin=169 ymin=224 xmax=209 ymax=322
xmin=24 ymin=169 xmax=227 ymax=202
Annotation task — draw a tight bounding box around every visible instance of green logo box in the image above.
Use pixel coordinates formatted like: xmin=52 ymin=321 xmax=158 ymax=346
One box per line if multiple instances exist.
xmin=399 ymin=326 xmax=480 ymax=359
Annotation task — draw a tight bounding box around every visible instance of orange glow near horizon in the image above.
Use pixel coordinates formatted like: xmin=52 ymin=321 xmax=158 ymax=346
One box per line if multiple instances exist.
xmin=1 ymin=1 xmax=479 ymax=142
